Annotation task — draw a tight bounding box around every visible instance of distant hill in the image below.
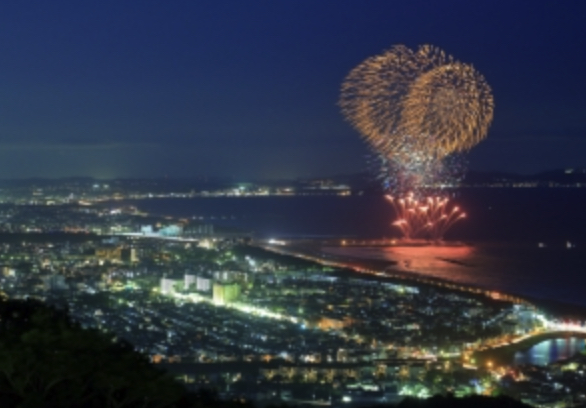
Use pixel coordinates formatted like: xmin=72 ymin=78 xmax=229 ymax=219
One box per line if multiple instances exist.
xmin=463 ymin=168 xmax=586 ymax=186
xmin=301 ymin=168 xmax=586 ymax=190
xmin=0 ymin=169 xmax=584 ymax=193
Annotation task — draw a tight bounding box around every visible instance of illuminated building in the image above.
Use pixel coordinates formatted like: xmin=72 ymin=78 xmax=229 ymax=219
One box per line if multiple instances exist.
xmin=213 ymin=282 xmax=240 ymax=304
xmin=184 ymin=274 xmax=196 ymax=289
xmin=213 ymin=270 xmax=248 ymax=283
xmin=158 ymin=224 xmax=183 ymax=237
xmin=1 ymin=266 xmax=15 ymax=277
xmin=196 ymin=276 xmax=211 ymax=292
xmin=160 ymin=278 xmax=179 ymax=295
xmin=214 ymin=271 xmax=231 ymax=281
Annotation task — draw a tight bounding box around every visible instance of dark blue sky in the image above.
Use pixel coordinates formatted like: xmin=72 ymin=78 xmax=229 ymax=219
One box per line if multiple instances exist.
xmin=0 ymin=1 xmax=584 ymax=179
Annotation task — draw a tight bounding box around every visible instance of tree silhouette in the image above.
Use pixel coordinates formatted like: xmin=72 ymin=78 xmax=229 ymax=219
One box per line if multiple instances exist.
xmin=396 ymin=394 xmax=533 ymax=408
xmin=0 ymin=299 xmax=185 ymax=408
xmin=0 ymin=300 xmax=533 ymax=408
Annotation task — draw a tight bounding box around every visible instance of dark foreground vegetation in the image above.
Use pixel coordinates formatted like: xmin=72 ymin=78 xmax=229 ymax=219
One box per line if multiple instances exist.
xmin=396 ymin=394 xmax=532 ymax=408
xmin=0 ymin=299 xmax=249 ymax=408
xmin=0 ymin=299 xmax=533 ymax=408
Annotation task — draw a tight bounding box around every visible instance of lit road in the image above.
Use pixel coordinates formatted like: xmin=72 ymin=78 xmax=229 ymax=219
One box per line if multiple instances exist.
xmin=169 ymin=291 xmax=302 ymax=325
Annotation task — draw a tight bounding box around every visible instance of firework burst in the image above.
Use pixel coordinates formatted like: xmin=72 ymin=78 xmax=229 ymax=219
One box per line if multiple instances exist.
xmin=386 ymin=194 xmax=466 ymax=241
xmin=340 ymin=44 xmax=493 ymax=240
xmin=340 ymin=44 xmax=493 ymax=159
xmin=400 ymin=62 xmax=494 ymax=157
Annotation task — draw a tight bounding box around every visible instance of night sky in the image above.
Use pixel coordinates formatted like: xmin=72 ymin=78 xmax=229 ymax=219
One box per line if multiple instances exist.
xmin=0 ymin=1 xmax=584 ymax=179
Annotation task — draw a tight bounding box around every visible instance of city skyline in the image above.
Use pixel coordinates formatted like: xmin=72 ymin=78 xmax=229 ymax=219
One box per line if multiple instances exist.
xmin=0 ymin=1 xmax=584 ymax=179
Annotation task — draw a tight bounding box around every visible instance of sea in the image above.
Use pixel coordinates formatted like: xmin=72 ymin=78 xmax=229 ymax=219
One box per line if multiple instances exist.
xmin=118 ymin=188 xmax=586 ymax=308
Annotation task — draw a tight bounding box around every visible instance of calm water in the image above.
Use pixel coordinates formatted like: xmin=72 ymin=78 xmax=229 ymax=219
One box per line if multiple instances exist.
xmin=117 ymin=188 xmax=586 ymax=306
xmin=514 ymin=337 xmax=586 ymax=366
xmin=321 ymin=243 xmax=586 ymax=306
xmin=120 ymin=188 xmax=586 ymax=242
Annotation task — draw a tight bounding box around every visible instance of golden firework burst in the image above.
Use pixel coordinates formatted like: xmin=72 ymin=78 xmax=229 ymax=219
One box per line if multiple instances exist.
xmin=340 ymin=45 xmax=494 ymax=159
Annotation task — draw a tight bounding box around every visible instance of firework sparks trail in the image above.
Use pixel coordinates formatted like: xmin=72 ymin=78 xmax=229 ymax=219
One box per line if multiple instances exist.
xmin=386 ymin=194 xmax=466 ymax=241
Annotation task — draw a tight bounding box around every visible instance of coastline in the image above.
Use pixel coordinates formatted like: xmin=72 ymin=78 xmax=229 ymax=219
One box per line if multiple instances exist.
xmin=472 ymin=331 xmax=586 ymax=367
xmin=253 ymin=240 xmax=586 ymax=320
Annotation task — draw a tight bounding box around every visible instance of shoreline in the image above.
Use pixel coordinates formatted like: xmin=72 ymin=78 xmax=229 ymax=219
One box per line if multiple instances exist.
xmin=472 ymin=331 xmax=586 ymax=367
xmin=253 ymin=240 xmax=586 ymax=320
xmin=254 ymin=240 xmax=586 ymax=366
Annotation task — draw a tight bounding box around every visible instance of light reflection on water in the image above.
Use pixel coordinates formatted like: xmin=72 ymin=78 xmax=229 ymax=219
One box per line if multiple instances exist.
xmin=514 ymin=338 xmax=586 ymax=366
xmin=321 ymin=244 xmax=586 ymax=306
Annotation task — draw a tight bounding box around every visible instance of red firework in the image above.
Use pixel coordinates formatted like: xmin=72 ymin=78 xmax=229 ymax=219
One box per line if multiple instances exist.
xmin=386 ymin=193 xmax=466 ymax=241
